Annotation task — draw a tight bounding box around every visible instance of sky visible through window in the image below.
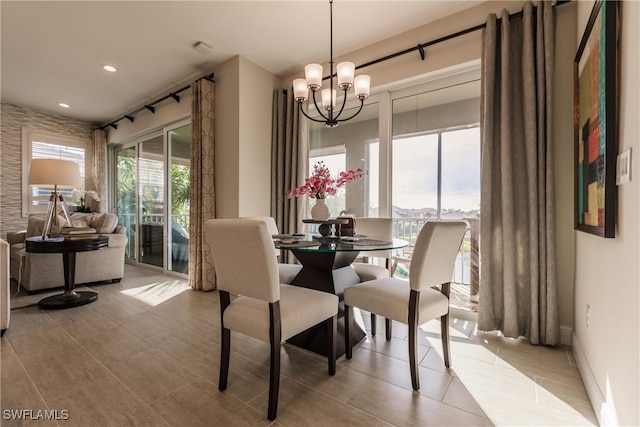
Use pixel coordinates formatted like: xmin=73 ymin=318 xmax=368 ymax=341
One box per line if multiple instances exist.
xmin=392 ymin=127 xmax=480 ymax=213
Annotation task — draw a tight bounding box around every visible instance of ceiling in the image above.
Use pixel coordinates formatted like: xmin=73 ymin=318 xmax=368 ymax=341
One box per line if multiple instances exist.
xmin=1 ymin=1 xmax=485 ymax=125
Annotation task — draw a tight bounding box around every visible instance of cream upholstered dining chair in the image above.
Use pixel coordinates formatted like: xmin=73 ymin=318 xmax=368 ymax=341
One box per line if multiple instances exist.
xmin=344 ymin=220 xmax=467 ymax=391
xmin=351 ymin=217 xmax=395 ymax=339
xmin=242 ymin=216 xmax=302 ymax=284
xmin=205 ymin=219 xmax=338 ymax=421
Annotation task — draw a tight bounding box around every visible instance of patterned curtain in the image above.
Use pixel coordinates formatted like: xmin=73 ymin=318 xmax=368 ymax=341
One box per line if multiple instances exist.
xmin=271 ymin=89 xmax=308 ymax=263
xmin=92 ymin=129 xmax=107 ymax=213
xmin=478 ymin=1 xmax=559 ymax=345
xmin=188 ymin=78 xmax=216 ymax=291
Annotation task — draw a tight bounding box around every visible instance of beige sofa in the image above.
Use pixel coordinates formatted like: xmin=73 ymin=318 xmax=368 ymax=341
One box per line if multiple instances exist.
xmin=7 ymin=213 xmax=127 ymax=293
xmin=1 ymin=238 xmax=9 ymax=336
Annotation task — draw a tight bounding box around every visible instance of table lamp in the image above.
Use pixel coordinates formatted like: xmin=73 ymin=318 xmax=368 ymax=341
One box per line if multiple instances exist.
xmin=28 ymin=159 xmax=81 ymax=239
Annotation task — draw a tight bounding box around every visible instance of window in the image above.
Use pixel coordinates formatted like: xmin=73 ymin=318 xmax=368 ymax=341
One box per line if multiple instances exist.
xmin=22 ymin=128 xmax=91 ymax=216
xmin=391 ymin=126 xmax=480 ymax=219
xmin=307 ymin=64 xmax=481 ymax=311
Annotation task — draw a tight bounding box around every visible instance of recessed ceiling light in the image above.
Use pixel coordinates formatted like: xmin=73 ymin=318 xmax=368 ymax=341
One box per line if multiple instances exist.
xmin=58 ymin=103 xmax=70 ymax=108
xmin=103 ymin=65 xmax=117 ymax=72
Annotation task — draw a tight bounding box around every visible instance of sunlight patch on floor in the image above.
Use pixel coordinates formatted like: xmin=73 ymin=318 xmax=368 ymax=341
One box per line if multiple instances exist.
xmin=120 ymin=280 xmax=189 ymax=306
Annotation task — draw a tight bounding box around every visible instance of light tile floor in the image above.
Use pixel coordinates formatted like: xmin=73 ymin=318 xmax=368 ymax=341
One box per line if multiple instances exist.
xmin=1 ymin=265 xmax=598 ymax=426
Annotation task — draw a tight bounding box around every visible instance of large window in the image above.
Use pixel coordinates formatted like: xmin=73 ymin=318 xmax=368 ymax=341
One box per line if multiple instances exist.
xmin=21 ymin=128 xmax=91 ymax=215
xmin=307 ymin=64 xmax=481 ymax=311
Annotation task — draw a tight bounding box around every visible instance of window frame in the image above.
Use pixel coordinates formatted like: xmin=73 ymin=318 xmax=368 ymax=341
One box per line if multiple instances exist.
xmin=21 ymin=127 xmax=92 ymax=217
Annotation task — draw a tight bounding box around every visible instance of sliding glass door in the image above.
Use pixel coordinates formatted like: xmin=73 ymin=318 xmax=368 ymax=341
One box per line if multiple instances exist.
xmin=138 ymin=133 xmax=165 ymax=268
xmin=115 ymin=146 xmax=136 ymax=261
xmin=168 ymin=125 xmax=190 ymax=273
xmin=113 ymin=120 xmax=191 ymax=275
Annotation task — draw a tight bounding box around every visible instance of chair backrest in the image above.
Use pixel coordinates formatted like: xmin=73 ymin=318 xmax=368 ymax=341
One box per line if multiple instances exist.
xmin=242 ymin=216 xmax=279 ymax=235
xmin=355 ymin=217 xmax=393 ymax=259
xmin=205 ymin=219 xmax=280 ymax=303
xmin=409 ymin=221 xmax=467 ymax=292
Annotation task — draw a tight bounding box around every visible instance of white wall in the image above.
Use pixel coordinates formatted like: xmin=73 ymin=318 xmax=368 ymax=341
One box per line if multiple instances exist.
xmin=572 ymin=1 xmax=640 ymax=426
xmin=214 ymin=55 xmax=277 ymax=218
xmin=238 ymin=56 xmax=277 ymax=217
xmin=213 ymin=57 xmax=241 ymax=219
xmin=553 ymin=2 xmax=578 ymax=346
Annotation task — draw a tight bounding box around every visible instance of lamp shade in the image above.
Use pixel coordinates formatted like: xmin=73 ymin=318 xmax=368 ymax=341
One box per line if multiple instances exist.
xmin=28 ymin=159 xmax=81 ymax=189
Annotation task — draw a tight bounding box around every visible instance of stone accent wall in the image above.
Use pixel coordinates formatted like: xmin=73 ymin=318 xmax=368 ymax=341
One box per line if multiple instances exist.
xmin=0 ymin=103 xmax=95 ymax=238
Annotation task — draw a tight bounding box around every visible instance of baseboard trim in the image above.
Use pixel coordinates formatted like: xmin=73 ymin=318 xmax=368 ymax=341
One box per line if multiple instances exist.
xmin=572 ymin=332 xmax=618 ymax=426
xmin=560 ymin=325 xmax=572 ymax=346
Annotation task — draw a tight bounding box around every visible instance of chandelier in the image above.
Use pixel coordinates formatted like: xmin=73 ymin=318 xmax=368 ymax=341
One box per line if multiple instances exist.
xmin=293 ymin=0 xmax=370 ymax=128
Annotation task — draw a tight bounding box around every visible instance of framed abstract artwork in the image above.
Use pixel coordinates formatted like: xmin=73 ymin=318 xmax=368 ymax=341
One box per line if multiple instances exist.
xmin=574 ymin=0 xmax=619 ymax=238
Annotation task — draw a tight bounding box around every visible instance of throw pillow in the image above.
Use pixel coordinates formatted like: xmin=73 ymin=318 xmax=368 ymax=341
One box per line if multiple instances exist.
xmin=26 ymin=214 xmax=69 ymax=237
xmin=70 ymin=213 xmax=92 ymax=228
xmin=89 ymin=213 xmax=118 ymax=234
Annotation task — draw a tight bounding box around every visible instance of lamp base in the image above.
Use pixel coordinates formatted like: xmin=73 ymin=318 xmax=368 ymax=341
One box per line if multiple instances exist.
xmin=39 ymin=291 xmax=98 ymax=310
xmin=42 ymin=191 xmax=74 ymax=239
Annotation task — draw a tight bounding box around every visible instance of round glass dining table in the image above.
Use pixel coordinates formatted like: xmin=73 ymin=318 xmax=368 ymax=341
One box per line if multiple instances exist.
xmin=274 ymin=236 xmax=408 ymax=295
xmin=274 ymin=235 xmax=408 ymax=357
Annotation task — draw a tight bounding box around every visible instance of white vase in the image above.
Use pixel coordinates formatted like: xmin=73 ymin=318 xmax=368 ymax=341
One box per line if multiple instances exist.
xmin=311 ymin=198 xmax=330 ymax=221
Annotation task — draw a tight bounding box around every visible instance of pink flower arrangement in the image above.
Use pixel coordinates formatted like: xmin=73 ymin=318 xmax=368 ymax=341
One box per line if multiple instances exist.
xmin=286 ymin=161 xmax=365 ymax=200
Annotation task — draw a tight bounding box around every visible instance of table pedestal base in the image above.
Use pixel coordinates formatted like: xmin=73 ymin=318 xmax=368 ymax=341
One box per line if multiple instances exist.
xmin=287 ymin=303 xmax=365 ymax=357
xmin=39 ymin=291 xmax=98 ymax=310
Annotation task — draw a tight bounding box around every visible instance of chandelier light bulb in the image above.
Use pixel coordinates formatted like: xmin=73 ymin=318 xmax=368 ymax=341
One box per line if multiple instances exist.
xmin=305 ymin=64 xmax=323 ymax=91
xmin=292 ymin=1 xmax=371 ymax=128
xmin=321 ymin=89 xmax=336 ymax=110
xmin=354 ymin=75 xmax=371 ymax=100
xmin=293 ymin=79 xmax=309 ymax=102
xmin=337 ymin=62 xmax=355 ymax=90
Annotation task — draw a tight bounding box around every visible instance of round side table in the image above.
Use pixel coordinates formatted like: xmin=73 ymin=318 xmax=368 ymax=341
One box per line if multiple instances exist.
xmin=25 ymin=235 xmax=109 ymax=310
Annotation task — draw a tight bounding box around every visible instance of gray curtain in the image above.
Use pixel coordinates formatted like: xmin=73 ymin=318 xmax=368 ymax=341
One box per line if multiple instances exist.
xmin=92 ymin=129 xmax=107 ymax=213
xmin=271 ymin=89 xmax=308 ymax=262
xmin=478 ymin=1 xmax=559 ymax=345
xmin=189 ymin=78 xmax=216 ymax=291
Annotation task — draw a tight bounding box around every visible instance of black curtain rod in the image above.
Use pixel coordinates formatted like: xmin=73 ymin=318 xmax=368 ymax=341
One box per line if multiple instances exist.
xmin=329 ymin=0 xmax=571 ymax=76
xmin=97 ymin=72 xmax=214 ymax=131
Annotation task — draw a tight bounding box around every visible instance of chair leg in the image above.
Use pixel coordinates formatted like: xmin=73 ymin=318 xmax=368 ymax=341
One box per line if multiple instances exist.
xmin=408 ymin=290 xmax=420 ymax=391
xmin=345 ymin=304 xmax=353 ymax=359
xmin=370 ymin=313 xmax=377 ymax=336
xmin=219 ymin=327 xmax=230 ymax=391
xmin=440 ymin=282 xmax=452 ymax=368
xmin=268 ymin=302 xmax=282 ymax=421
xmin=441 ymin=312 xmax=451 ymax=368
xmin=385 ymin=318 xmax=392 ymax=341
xmin=328 ymin=315 xmax=337 ymax=375
xmin=219 ymin=291 xmax=231 ymax=391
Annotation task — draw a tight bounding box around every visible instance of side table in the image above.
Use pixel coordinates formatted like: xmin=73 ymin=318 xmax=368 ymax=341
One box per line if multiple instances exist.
xmin=25 ymin=236 xmax=109 ymax=310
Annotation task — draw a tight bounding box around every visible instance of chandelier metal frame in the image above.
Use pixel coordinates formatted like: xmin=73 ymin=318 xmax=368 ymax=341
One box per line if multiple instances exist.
xmin=293 ymin=0 xmax=370 ymax=128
